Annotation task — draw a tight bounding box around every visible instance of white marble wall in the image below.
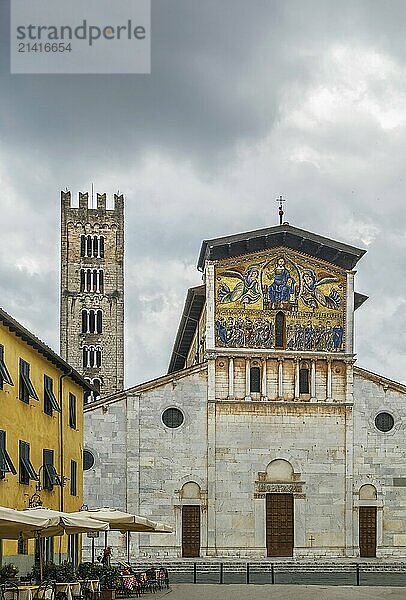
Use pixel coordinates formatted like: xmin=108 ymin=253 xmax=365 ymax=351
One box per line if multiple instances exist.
xmin=353 ymin=372 xmax=406 ymax=558
xmin=83 ymin=364 xmax=406 ymax=560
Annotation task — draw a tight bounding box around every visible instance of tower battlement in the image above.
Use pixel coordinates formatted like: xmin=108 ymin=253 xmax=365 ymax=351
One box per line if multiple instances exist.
xmin=61 ymin=190 xmax=124 ymax=214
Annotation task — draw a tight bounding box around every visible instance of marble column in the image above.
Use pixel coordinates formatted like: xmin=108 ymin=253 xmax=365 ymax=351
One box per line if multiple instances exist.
xmin=310 ymin=359 xmax=317 ymax=401
xmin=261 ymin=359 xmax=267 ymax=400
xmin=277 ymin=359 xmax=283 ymax=400
xmin=245 ymin=359 xmax=251 ymax=399
xmin=294 ymin=358 xmax=300 ymax=400
xmin=327 ymin=359 xmax=333 ymax=401
xmin=228 ymin=357 xmax=234 ymax=399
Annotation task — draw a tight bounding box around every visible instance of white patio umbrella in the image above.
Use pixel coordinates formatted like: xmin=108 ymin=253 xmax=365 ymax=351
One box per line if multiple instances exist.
xmin=70 ymin=508 xmax=172 ymax=562
xmin=0 ymin=506 xmax=54 ymax=539
xmin=23 ymin=507 xmax=109 ymax=536
xmin=69 ymin=508 xmax=161 ymax=532
xmin=150 ymin=521 xmax=173 ymax=533
xmin=23 ymin=507 xmax=110 ymax=579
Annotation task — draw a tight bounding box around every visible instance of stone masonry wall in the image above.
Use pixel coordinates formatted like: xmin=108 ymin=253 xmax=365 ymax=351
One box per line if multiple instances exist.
xmin=60 ymin=190 xmax=124 ymax=397
xmin=353 ymin=373 xmax=406 ymax=558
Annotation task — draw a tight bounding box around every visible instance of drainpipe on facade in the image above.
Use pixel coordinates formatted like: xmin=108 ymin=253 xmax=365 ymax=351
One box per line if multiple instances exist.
xmin=59 ymin=369 xmax=73 ymax=512
xmin=58 ymin=368 xmax=72 ymax=564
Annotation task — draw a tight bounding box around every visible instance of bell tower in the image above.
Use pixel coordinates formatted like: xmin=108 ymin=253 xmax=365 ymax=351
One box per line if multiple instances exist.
xmin=60 ymin=190 xmax=124 ymax=400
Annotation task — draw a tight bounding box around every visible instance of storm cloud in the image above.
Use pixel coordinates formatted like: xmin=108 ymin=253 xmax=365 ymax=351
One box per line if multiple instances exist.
xmin=1 ymin=0 xmax=406 ymax=385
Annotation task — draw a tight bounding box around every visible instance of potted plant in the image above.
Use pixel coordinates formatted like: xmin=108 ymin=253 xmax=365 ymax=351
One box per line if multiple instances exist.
xmin=0 ymin=563 xmax=19 ymax=583
xmin=77 ymin=562 xmax=104 ymax=581
xmin=31 ymin=561 xmax=78 ymax=583
xmin=99 ymin=566 xmax=121 ymax=600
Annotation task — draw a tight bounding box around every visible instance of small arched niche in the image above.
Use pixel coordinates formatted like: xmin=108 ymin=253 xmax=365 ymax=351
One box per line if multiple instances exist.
xmin=181 ymin=481 xmax=201 ymax=499
xmin=359 ymin=484 xmax=377 ymax=500
xmin=266 ymin=459 xmax=294 ymax=482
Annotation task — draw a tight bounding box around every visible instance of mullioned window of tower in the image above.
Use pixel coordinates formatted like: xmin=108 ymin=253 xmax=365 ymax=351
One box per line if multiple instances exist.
xmin=82 ymin=345 xmax=102 ymax=368
xmin=80 ymin=269 xmax=104 ymax=293
xmin=81 ymin=309 xmax=103 ymax=334
xmin=80 ymin=235 xmax=105 ymax=258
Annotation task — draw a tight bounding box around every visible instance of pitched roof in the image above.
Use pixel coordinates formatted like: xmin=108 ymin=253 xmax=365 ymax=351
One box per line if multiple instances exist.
xmin=84 ymin=362 xmax=208 ymax=411
xmin=197 ymin=223 xmax=366 ymax=271
xmin=168 ymin=285 xmax=206 ymax=374
xmin=0 ymin=306 xmax=93 ymax=391
xmin=354 ymin=366 xmax=406 ymax=393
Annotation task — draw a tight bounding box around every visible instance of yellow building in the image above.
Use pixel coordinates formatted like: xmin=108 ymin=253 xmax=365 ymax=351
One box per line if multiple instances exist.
xmin=0 ymin=306 xmax=93 ymax=572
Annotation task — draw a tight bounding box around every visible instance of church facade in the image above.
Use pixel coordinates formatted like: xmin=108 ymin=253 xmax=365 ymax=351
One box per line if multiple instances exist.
xmin=83 ymin=223 xmax=406 ymax=560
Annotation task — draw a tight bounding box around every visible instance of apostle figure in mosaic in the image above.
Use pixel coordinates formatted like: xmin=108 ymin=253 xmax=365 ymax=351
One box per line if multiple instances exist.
xmin=333 ymin=324 xmax=344 ymax=350
xmin=215 ymin=317 xmax=228 ymax=345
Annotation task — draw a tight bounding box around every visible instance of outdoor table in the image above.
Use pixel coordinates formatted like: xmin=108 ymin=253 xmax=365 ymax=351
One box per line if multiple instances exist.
xmin=5 ymin=587 xmax=37 ymax=600
xmin=4 ymin=585 xmax=53 ymax=600
xmin=54 ymin=582 xmax=81 ymax=600
xmin=77 ymin=581 xmax=100 ymax=592
xmin=5 ymin=580 xmax=101 ymax=600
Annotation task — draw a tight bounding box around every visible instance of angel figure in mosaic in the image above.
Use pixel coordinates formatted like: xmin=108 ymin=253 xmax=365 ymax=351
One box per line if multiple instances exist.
xmin=217 ymin=264 xmax=262 ymax=305
xmin=300 ymin=268 xmax=341 ymax=310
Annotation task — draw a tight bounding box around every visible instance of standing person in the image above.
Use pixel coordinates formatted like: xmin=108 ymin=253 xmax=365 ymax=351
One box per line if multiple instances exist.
xmin=102 ymin=546 xmax=112 ymax=566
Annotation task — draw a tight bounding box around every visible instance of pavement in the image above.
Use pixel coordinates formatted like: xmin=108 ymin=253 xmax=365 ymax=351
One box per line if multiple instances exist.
xmin=162 ymin=584 xmax=406 ymax=599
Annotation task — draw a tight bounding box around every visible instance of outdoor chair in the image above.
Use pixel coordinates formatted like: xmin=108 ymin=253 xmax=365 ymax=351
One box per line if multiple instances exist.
xmin=157 ymin=569 xmax=169 ymax=590
xmin=72 ymin=581 xmax=94 ymax=600
xmin=143 ymin=569 xmax=157 ymax=594
xmin=32 ymin=580 xmax=55 ymax=600
xmin=1 ymin=582 xmax=19 ymax=600
xmin=114 ymin=577 xmax=127 ymax=599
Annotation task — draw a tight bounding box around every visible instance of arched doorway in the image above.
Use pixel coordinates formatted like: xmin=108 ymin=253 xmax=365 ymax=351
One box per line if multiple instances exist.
xmin=265 ymin=460 xmax=294 ymax=557
xmin=181 ymin=482 xmax=201 ymax=558
xmin=359 ymin=485 xmax=377 ymax=558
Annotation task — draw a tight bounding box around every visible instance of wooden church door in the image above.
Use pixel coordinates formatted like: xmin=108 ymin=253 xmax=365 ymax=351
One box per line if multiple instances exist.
xmin=266 ymin=493 xmax=294 ymax=556
xmin=182 ymin=505 xmax=200 ymax=557
xmin=359 ymin=507 xmax=377 ymax=557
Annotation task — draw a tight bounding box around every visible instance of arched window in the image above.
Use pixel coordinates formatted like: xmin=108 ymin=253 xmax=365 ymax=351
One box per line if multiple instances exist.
xmin=89 ymin=310 xmax=95 ymax=333
xmin=86 ymin=235 xmax=92 ymax=257
xmin=275 ymin=312 xmax=285 ymax=349
xmin=81 ymin=310 xmax=87 ymax=334
xmin=299 ymin=368 xmax=310 ymax=394
xmin=250 ymin=366 xmax=261 ymax=393
xmin=96 ymin=310 xmax=102 ymax=333
xmin=92 ymin=269 xmax=98 ymax=292
xmin=99 ymin=236 xmax=105 ymax=258
xmin=95 ymin=346 xmax=102 ymax=367
xmin=93 ymin=236 xmax=99 ymax=258
xmin=91 ymin=346 xmax=97 ymax=367
xmin=82 ymin=348 xmax=87 ymax=369
xmin=99 ymin=270 xmax=104 ymax=293
xmin=92 ymin=378 xmax=101 ymax=392
xmin=80 ymin=235 xmax=86 ymax=257
xmin=80 ymin=269 xmax=85 ymax=292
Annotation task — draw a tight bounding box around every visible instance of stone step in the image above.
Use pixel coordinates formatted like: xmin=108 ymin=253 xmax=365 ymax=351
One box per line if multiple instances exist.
xmin=129 ymin=560 xmax=406 ymax=573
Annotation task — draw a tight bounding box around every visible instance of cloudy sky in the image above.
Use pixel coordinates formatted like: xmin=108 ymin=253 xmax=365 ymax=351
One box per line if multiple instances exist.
xmin=1 ymin=0 xmax=406 ymax=387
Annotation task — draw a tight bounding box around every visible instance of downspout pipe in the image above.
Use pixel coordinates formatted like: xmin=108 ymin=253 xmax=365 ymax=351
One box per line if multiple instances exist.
xmin=59 ymin=368 xmax=73 ymax=512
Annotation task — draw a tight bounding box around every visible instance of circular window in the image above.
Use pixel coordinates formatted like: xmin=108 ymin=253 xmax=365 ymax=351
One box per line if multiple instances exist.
xmin=375 ymin=412 xmax=394 ymax=432
xmin=83 ymin=449 xmax=95 ymax=471
xmin=162 ymin=407 xmax=184 ymax=429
